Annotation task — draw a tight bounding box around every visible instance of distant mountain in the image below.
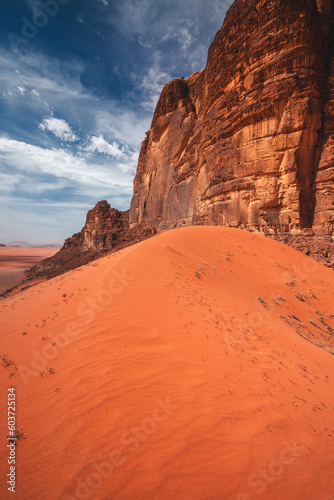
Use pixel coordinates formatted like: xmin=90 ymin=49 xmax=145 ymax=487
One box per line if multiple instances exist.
xmin=7 ymin=241 xmax=33 ymax=247
xmin=7 ymin=241 xmax=61 ymax=248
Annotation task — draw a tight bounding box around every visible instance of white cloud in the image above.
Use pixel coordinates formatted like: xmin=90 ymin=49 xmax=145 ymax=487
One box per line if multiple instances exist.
xmin=17 ymin=86 xmax=26 ymax=95
xmin=161 ymin=21 xmax=195 ymax=51
xmin=0 ymin=136 xmax=137 ymax=242
xmin=0 ymin=48 xmax=151 ymax=150
xmin=112 ymin=0 xmax=234 ymax=80
xmin=39 ymin=117 xmax=78 ymax=142
xmin=0 ymin=50 xmax=87 ymax=105
xmin=136 ymin=36 xmax=152 ymax=48
xmin=131 ymin=54 xmax=171 ymax=111
xmin=178 ymin=27 xmax=192 ymax=51
xmin=86 ymin=135 xmax=124 ymax=158
xmin=0 ymin=171 xmax=25 ymax=193
xmin=0 ymin=137 xmax=133 ymax=190
xmin=93 ymin=107 xmax=150 ymax=148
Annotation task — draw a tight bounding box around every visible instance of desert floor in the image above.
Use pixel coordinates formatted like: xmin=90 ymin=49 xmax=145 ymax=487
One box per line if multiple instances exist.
xmin=0 ymin=227 xmax=333 ymax=499
xmin=0 ymin=247 xmax=60 ymax=293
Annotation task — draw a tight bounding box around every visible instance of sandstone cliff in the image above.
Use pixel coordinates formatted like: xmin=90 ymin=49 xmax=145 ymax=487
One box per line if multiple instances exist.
xmin=130 ymin=0 xmax=334 ymax=236
xmin=64 ymin=201 xmax=129 ymax=252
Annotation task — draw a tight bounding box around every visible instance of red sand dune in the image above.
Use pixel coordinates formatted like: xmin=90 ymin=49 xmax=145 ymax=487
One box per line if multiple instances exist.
xmin=0 ymin=247 xmax=60 ymax=293
xmin=0 ymin=227 xmax=334 ymax=500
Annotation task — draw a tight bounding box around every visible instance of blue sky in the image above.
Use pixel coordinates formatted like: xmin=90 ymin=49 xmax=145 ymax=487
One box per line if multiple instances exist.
xmin=0 ymin=0 xmax=233 ymax=244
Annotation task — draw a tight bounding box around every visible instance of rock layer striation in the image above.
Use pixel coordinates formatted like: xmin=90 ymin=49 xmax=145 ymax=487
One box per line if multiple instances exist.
xmin=130 ymin=0 xmax=334 ymax=236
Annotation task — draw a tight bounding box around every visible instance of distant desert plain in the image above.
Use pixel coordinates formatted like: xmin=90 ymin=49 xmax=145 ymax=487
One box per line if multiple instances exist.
xmin=0 ymin=247 xmax=60 ymax=294
xmin=0 ymin=227 xmax=334 ymax=499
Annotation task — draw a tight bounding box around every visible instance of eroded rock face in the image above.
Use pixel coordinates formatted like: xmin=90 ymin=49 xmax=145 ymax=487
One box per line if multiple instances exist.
xmin=129 ymin=0 xmax=334 ymax=236
xmin=313 ymin=0 xmax=334 ymax=235
xmin=64 ymin=200 xmax=129 ymax=252
xmin=25 ymin=202 xmax=157 ymax=283
xmin=24 ymin=202 xmax=130 ymax=281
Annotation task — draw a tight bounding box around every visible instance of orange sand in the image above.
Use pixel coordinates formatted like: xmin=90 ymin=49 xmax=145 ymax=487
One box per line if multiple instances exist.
xmin=0 ymin=227 xmax=333 ymax=500
xmin=0 ymin=247 xmax=60 ymax=293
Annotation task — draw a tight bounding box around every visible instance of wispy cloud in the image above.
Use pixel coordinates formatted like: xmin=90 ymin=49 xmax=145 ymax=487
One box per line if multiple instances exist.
xmin=136 ymin=35 xmax=152 ymax=48
xmin=113 ymin=0 xmax=234 ymax=113
xmin=17 ymin=85 xmax=26 ymax=95
xmin=0 ymin=136 xmax=135 ymax=242
xmin=0 ymin=137 xmax=133 ymax=191
xmin=0 ymin=48 xmax=151 ymax=148
xmin=76 ymin=14 xmax=106 ymax=40
xmin=161 ymin=20 xmax=196 ymax=52
xmin=112 ymin=0 xmax=232 ymax=70
xmin=39 ymin=117 xmax=78 ymax=142
xmin=131 ymin=54 xmax=171 ymax=112
xmin=85 ymin=135 xmax=124 ymax=158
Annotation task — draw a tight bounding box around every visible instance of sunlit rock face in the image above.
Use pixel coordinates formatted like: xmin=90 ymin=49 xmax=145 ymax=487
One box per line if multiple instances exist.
xmin=129 ymin=0 xmax=334 ymax=236
xmin=64 ymin=201 xmax=129 ymax=251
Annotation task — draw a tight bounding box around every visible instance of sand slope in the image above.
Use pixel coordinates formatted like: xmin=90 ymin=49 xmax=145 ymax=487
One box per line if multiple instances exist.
xmin=0 ymin=227 xmax=333 ymax=500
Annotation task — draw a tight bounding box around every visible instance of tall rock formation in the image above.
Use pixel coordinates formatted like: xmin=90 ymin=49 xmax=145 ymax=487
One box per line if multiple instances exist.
xmin=130 ymin=0 xmax=334 ymax=236
xmin=64 ymin=201 xmax=129 ymax=252
xmin=25 ymin=202 xmax=130 ymax=280
xmin=25 ymin=201 xmax=156 ymax=282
